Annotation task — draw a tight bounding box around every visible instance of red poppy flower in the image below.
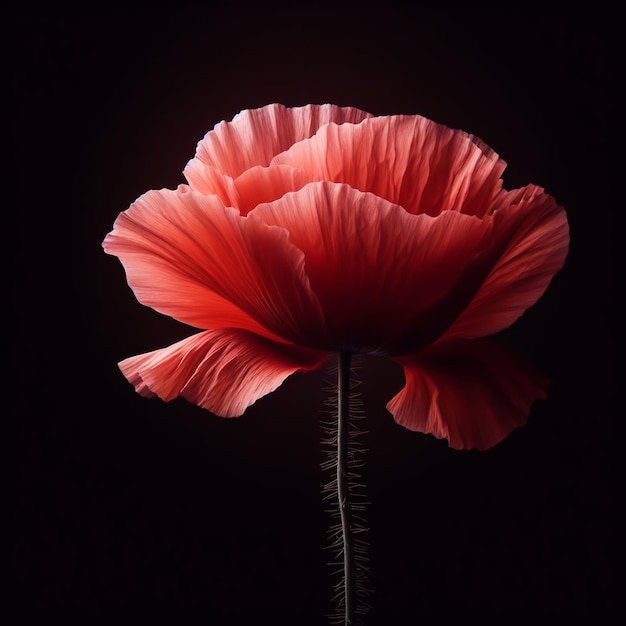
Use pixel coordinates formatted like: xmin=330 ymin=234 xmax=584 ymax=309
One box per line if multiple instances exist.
xmin=103 ymin=103 xmax=569 ymax=450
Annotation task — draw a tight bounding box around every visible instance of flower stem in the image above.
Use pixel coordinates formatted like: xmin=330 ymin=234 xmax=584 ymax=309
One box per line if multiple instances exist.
xmin=337 ymin=350 xmax=355 ymax=625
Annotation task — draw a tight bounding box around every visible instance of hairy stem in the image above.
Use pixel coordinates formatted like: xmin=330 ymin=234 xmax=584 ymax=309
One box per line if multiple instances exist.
xmin=337 ymin=350 xmax=355 ymax=625
xmin=321 ymin=352 xmax=371 ymax=624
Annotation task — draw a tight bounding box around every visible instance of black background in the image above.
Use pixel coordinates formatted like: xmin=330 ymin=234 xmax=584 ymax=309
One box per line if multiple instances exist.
xmin=12 ymin=3 xmax=613 ymax=623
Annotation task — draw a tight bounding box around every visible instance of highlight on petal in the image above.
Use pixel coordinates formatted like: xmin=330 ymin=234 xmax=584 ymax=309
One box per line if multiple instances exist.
xmin=250 ymin=181 xmax=495 ymax=353
xmin=232 ymin=164 xmax=313 ymax=215
xmin=181 ymin=159 xmax=240 ymax=204
xmin=120 ymin=329 xmax=329 ymax=417
xmin=387 ymin=339 xmax=550 ymax=450
xmin=183 ymin=160 xmax=313 ymax=215
xmin=441 ymin=185 xmax=570 ymax=340
xmin=270 ymin=114 xmax=506 ymax=217
xmin=183 ymin=103 xmax=373 ymax=186
xmin=102 ymin=187 xmax=326 ymax=345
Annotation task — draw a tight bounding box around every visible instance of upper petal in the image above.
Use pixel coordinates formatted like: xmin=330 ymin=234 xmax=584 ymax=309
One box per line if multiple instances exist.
xmin=182 ymin=160 xmax=312 ymax=216
xmin=232 ymin=164 xmax=314 ymax=215
xmin=102 ymin=188 xmax=327 ymax=345
xmin=440 ymin=185 xmax=569 ymax=340
xmin=119 ymin=329 xmax=329 ymax=417
xmin=249 ymin=181 xmax=495 ymax=353
xmin=387 ymin=339 xmax=550 ymax=450
xmin=181 ymin=159 xmax=240 ymax=204
xmin=271 ymin=114 xmax=506 ymax=217
xmin=183 ymin=103 xmax=373 ymax=187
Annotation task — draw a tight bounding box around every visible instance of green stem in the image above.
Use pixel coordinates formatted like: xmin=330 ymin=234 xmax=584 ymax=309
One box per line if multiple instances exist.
xmin=337 ymin=350 xmax=355 ymax=625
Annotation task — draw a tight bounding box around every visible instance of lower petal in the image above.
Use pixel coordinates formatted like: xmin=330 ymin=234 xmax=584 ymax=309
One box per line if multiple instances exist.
xmin=387 ymin=339 xmax=550 ymax=450
xmin=119 ymin=329 xmax=329 ymax=417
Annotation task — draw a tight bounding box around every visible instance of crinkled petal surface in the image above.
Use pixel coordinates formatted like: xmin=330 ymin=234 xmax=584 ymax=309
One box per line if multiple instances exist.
xmin=183 ymin=103 xmax=372 ymax=192
xmin=387 ymin=339 xmax=550 ymax=450
xmin=441 ymin=185 xmax=570 ymax=340
xmin=179 ymin=162 xmax=241 ymax=207
xmin=250 ymin=181 xmax=496 ymax=353
xmin=232 ymin=164 xmax=314 ymax=215
xmin=271 ymin=114 xmax=507 ymax=217
xmin=182 ymin=163 xmax=317 ymax=216
xmin=119 ymin=329 xmax=329 ymax=416
xmin=102 ymin=188 xmax=327 ymax=345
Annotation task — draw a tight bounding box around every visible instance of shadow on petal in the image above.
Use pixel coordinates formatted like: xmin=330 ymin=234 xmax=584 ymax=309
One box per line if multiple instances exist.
xmin=388 ymin=338 xmax=550 ymax=450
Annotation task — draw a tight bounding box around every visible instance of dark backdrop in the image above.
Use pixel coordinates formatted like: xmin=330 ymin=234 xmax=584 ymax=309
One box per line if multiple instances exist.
xmin=12 ymin=4 xmax=613 ymax=623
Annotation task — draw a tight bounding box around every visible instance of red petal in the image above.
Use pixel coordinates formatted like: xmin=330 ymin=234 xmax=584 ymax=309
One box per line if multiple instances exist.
xmin=271 ymin=114 xmax=506 ymax=216
xmin=441 ymin=185 xmax=569 ymax=340
xmin=102 ymin=188 xmax=326 ymax=345
xmin=119 ymin=330 xmax=329 ymax=416
xmin=387 ymin=339 xmax=550 ymax=450
xmin=250 ymin=182 xmax=494 ymax=353
xmin=183 ymin=103 xmax=372 ymax=183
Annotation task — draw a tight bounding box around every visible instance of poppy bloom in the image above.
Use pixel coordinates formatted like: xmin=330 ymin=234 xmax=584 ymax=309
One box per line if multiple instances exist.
xmin=103 ymin=103 xmax=569 ymax=451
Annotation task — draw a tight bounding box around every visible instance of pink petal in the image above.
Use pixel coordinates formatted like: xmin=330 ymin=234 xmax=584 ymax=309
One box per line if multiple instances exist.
xmin=387 ymin=339 xmax=550 ymax=450
xmin=233 ymin=164 xmax=313 ymax=215
xmin=271 ymin=114 xmax=506 ymax=217
xmin=185 ymin=161 xmax=313 ymax=216
xmin=102 ymin=188 xmax=326 ymax=345
xmin=250 ymin=182 xmax=495 ymax=353
xmin=119 ymin=329 xmax=329 ymax=416
xmin=441 ymin=185 xmax=570 ymax=340
xmin=183 ymin=103 xmax=373 ymax=184
xmin=182 ymin=159 xmax=240 ymax=204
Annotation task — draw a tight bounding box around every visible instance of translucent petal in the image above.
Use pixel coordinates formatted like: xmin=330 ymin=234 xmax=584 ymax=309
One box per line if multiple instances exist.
xmin=120 ymin=329 xmax=329 ymax=416
xmin=388 ymin=339 xmax=550 ymax=450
